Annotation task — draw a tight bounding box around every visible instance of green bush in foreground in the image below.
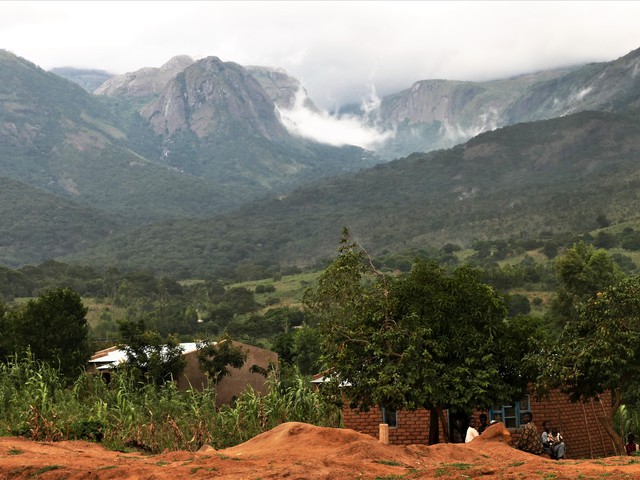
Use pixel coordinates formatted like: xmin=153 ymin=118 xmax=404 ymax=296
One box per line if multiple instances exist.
xmin=0 ymin=355 xmax=340 ymax=452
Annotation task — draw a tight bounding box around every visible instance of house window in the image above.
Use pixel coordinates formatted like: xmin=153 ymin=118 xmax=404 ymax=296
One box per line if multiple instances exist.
xmin=382 ymin=407 xmax=398 ymax=428
xmin=490 ymin=395 xmax=530 ymax=429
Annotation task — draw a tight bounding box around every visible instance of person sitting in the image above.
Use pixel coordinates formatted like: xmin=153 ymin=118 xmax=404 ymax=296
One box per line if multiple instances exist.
xmin=515 ymin=412 xmax=543 ymax=455
xmin=549 ymin=428 xmax=566 ymax=459
xmin=465 ymin=416 xmax=480 ymax=443
xmin=477 ymin=413 xmax=489 ymax=434
xmin=625 ymin=433 xmax=639 ymax=455
xmin=541 ymin=421 xmax=566 ymax=460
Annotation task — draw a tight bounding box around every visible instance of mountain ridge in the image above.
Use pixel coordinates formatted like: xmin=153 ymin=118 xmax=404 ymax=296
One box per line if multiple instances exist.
xmin=370 ymin=46 xmax=640 ymax=158
xmin=56 ymin=47 xmax=640 ymax=162
xmin=60 ymin=108 xmax=640 ymax=276
xmin=3 ymin=46 xmax=640 ymax=273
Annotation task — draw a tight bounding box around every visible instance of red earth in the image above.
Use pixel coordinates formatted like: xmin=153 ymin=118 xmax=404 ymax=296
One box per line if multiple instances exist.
xmin=0 ymin=422 xmax=637 ymax=479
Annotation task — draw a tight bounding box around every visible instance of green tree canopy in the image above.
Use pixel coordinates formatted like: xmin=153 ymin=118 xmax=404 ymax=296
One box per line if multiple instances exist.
xmin=540 ymin=274 xmax=640 ymax=452
xmin=117 ymin=319 xmax=186 ymax=386
xmin=197 ymin=333 xmax=248 ymax=385
xmin=551 ymin=277 xmax=640 ymax=402
xmin=291 ymin=324 xmax=322 ymax=376
xmin=6 ymin=287 xmax=90 ymax=379
xmin=304 ymin=230 xmax=543 ymax=443
xmin=549 ymin=241 xmax=623 ymax=329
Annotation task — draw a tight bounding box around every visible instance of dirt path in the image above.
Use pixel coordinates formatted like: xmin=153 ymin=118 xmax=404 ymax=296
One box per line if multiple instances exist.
xmin=0 ymin=422 xmax=638 ymax=479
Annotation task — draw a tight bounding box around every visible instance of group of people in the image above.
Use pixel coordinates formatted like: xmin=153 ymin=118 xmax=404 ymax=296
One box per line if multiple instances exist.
xmin=465 ymin=413 xmax=494 ymax=442
xmin=471 ymin=411 xmax=640 ymax=459
xmin=515 ymin=412 xmax=566 ymax=460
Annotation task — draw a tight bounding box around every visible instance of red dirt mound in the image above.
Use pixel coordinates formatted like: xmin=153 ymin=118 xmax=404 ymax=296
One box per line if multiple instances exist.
xmin=1 ymin=421 xmax=639 ymax=479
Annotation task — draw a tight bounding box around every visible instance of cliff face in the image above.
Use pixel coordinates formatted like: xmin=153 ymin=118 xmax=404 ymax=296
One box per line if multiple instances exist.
xmin=378 ymin=68 xmax=582 ymax=127
xmin=140 ymin=56 xmax=288 ymax=141
xmin=505 ymin=47 xmax=640 ymax=122
xmin=94 ymin=55 xmax=195 ymax=97
xmin=374 ymin=47 xmax=640 ymax=159
xmin=246 ymin=66 xmax=318 ymax=112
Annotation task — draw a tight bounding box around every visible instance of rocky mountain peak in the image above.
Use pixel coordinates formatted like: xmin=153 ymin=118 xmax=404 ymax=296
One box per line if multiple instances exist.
xmin=94 ymin=54 xmax=195 ymax=97
xmin=160 ymin=55 xmax=195 ymax=72
xmin=140 ymin=56 xmax=288 ymax=140
xmin=196 ymin=56 xmax=227 ymax=73
xmin=246 ymin=66 xmax=318 ymax=111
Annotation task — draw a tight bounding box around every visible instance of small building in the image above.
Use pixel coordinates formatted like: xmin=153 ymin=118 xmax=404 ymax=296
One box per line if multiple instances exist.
xmin=88 ymin=341 xmax=278 ymax=405
xmin=340 ymin=390 xmax=617 ymax=458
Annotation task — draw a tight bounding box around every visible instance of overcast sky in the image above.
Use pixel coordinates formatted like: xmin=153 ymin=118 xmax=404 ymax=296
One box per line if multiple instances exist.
xmin=2 ymin=1 xmax=639 ymax=111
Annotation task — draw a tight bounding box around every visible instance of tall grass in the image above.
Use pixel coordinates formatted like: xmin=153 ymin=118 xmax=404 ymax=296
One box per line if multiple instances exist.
xmin=0 ymin=356 xmax=341 ymax=452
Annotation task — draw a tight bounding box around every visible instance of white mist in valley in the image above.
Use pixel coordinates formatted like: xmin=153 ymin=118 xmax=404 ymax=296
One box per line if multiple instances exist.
xmin=278 ymin=87 xmax=394 ymax=151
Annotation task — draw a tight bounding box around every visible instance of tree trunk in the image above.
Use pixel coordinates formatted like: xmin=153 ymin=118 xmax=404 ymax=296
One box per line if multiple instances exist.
xmin=596 ymin=415 xmax=622 ymax=456
xmin=596 ymin=392 xmax=622 ymax=456
xmin=437 ymin=406 xmax=450 ymax=443
xmin=429 ymin=406 xmax=440 ymax=444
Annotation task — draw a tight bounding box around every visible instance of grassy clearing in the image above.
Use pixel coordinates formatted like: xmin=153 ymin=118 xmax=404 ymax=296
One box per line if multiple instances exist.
xmin=232 ymin=271 xmax=320 ymax=311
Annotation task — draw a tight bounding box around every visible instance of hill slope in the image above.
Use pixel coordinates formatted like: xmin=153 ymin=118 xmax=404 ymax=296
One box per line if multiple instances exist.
xmin=63 ymin=109 xmax=640 ymax=275
xmin=0 ymin=176 xmax=120 ymax=266
xmin=0 ymin=49 xmax=240 ymax=222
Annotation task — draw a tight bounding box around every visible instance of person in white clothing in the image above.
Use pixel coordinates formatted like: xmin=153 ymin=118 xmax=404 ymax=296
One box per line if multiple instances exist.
xmin=465 ymin=416 xmax=480 ymax=443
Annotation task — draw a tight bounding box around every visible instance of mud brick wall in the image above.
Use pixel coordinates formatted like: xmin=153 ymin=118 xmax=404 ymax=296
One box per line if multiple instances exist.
xmin=343 ymin=407 xmax=441 ymax=445
xmin=525 ymin=391 xmax=616 ymax=459
xmin=343 ymin=390 xmax=617 ymax=458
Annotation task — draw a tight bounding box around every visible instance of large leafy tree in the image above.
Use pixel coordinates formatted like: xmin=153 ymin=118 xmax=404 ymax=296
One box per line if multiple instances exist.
xmin=549 ymin=241 xmax=623 ymax=329
xmin=304 ymin=230 xmax=542 ymax=443
xmin=542 ymin=275 xmax=640 ymax=453
xmin=7 ymin=287 xmax=90 ymax=379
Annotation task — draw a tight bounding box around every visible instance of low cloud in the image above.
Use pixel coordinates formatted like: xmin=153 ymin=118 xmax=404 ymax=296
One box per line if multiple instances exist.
xmin=278 ymin=88 xmax=394 ymax=151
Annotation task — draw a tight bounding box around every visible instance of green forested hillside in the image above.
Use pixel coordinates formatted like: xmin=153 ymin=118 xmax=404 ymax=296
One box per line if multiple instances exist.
xmin=0 ymin=50 xmax=378 ymax=266
xmin=0 ymin=50 xmax=239 ymax=221
xmin=62 ymin=109 xmax=640 ymax=276
xmin=0 ymin=176 xmax=120 ymax=266
xmin=5 ymin=48 xmax=640 ymax=275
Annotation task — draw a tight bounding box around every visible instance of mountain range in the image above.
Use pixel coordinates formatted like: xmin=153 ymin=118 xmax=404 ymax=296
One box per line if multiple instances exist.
xmin=359 ymin=46 xmax=640 ymax=158
xmin=2 ymin=46 xmax=640 ymax=274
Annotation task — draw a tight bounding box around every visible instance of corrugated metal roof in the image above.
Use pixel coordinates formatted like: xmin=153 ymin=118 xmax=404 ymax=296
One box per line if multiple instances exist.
xmin=310 ymin=375 xmax=351 ymax=387
xmin=89 ymin=342 xmax=201 ymax=369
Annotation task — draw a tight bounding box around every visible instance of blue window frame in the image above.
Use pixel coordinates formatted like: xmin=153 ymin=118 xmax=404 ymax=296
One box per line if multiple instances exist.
xmin=489 ymin=395 xmax=530 ymax=429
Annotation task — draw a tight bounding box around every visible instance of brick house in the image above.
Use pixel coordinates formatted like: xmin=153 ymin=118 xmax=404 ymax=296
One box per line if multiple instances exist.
xmin=88 ymin=341 xmax=278 ymax=405
xmin=340 ymin=390 xmax=617 ymax=458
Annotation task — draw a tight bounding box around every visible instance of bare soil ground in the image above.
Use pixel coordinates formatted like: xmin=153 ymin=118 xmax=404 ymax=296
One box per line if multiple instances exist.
xmin=0 ymin=422 xmax=638 ymax=479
